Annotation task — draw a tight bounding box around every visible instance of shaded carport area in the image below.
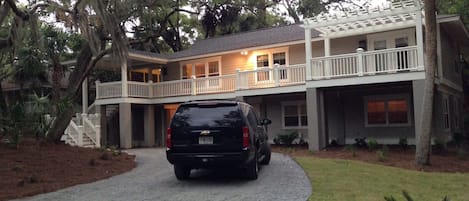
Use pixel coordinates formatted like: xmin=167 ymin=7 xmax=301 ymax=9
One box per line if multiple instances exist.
xmin=316 ymin=81 xmax=418 ymax=146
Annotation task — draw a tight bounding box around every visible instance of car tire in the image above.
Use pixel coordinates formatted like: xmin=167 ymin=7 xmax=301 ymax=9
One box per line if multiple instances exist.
xmin=174 ymin=165 xmax=190 ymax=180
xmin=260 ymin=143 xmax=271 ymax=165
xmin=245 ymin=153 xmax=259 ymax=180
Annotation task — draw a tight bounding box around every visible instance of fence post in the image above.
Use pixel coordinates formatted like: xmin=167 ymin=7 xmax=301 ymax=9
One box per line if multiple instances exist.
xmin=95 ymin=80 xmax=100 ymax=99
xmin=148 ymin=80 xmax=153 ymax=98
xmin=357 ymin=48 xmax=364 ymax=76
xmin=274 ymin=64 xmax=280 ymax=87
xmin=236 ymin=68 xmax=241 ymax=90
xmin=95 ymin=113 xmax=101 ymax=148
xmin=191 ymin=75 xmax=196 ymax=95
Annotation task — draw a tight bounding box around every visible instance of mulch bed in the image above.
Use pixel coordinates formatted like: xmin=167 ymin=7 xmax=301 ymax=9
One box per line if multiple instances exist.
xmin=0 ymin=139 xmax=136 ymax=201
xmin=272 ymin=145 xmax=469 ymax=173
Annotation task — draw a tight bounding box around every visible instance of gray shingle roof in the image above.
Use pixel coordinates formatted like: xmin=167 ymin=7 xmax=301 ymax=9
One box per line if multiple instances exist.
xmin=167 ymin=24 xmax=321 ymax=59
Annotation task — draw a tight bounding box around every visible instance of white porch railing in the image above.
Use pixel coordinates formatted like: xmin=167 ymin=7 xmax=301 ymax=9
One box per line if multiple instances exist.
xmin=311 ymin=46 xmax=420 ymax=79
xmin=95 ymin=46 xmax=423 ymax=99
xmin=95 ymin=81 xmax=121 ymax=99
xmin=63 ymin=113 xmax=101 ymax=148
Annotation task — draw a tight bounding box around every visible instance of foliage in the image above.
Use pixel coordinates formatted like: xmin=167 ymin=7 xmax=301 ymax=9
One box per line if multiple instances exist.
xmin=451 ymin=133 xmax=465 ymax=148
xmin=384 ymin=190 xmax=451 ymax=201
xmin=437 ymin=0 xmax=469 ymax=29
xmin=344 ymin=144 xmax=357 ymax=157
xmin=276 ymin=130 xmax=299 ymax=146
xmin=367 ymin=137 xmax=379 ymax=150
xmin=354 ymin=137 xmax=367 ymax=148
xmin=399 ymin=138 xmax=408 ymax=149
xmin=433 ymin=138 xmax=447 ymax=154
xmin=377 ymin=149 xmax=387 ymax=162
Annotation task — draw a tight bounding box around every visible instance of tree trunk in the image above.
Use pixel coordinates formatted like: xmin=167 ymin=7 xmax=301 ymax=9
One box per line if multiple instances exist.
xmin=416 ymin=0 xmax=437 ymax=165
xmin=47 ymin=45 xmax=93 ymax=142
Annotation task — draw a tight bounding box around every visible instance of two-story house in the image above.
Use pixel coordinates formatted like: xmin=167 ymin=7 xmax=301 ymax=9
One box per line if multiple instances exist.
xmin=66 ymin=0 xmax=468 ymax=151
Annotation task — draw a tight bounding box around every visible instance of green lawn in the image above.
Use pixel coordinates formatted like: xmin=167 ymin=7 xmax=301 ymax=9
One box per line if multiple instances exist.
xmin=295 ymin=156 xmax=469 ymax=201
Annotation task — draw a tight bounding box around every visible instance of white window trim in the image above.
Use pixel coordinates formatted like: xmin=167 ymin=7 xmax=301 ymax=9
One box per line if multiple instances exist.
xmin=281 ymin=101 xmax=307 ymax=129
xmin=253 ymin=47 xmax=289 ymax=83
xmin=179 ymin=56 xmax=222 ymax=79
xmin=364 ymin=94 xmax=412 ymax=127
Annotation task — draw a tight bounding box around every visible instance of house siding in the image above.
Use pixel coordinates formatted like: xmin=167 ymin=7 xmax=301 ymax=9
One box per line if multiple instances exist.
xmin=440 ymin=28 xmax=463 ymax=86
xmin=245 ymin=93 xmax=308 ymax=143
xmin=325 ymin=83 xmax=416 ymax=144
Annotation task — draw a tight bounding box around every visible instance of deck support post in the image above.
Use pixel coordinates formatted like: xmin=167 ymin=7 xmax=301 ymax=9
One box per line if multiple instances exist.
xmin=82 ymin=77 xmax=88 ymax=114
xmin=416 ymin=10 xmax=424 ymax=69
xmin=121 ymin=58 xmax=128 ymax=98
xmin=357 ymin=48 xmax=364 ymax=76
xmin=274 ymin=64 xmax=280 ymax=87
xmin=324 ymin=37 xmax=331 ymax=79
xmin=305 ymin=28 xmax=313 ymax=80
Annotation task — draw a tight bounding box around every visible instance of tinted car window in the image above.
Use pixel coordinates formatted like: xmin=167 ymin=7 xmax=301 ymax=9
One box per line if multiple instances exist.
xmin=172 ymin=104 xmax=242 ymax=128
xmin=247 ymin=109 xmax=258 ymax=127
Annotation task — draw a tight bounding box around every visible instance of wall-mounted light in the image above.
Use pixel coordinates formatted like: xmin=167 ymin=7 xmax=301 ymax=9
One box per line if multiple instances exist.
xmin=241 ymin=51 xmax=248 ymax=55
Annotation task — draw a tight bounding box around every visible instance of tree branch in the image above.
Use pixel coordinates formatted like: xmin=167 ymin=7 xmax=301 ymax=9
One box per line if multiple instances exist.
xmin=4 ymin=0 xmax=29 ymax=20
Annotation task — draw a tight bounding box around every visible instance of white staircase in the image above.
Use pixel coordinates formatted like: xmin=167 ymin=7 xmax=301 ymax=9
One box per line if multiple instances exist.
xmin=62 ymin=113 xmax=101 ymax=148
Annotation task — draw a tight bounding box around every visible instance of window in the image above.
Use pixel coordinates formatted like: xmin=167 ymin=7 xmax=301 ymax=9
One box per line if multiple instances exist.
xmin=253 ymin=48 xmax=289 ymax=82
xmin=257 ymin=54 xmax=270 ymax=81
xmin=395 ymin=37 xmax=409 ymax=69
xmin=274 ymin=52 xmax=288 ymax=79
xmin=365 ymin=96 xmax=410 ymax=126
xmin=443 ymin=96 xmax=450 ymax=130
xmin=180 ymin=57 xmax=221 ymax=80
xmin=282 ymin=102 xmax=307 ymax=128
xmin=453 ymin=97 xmax=460 ymax=130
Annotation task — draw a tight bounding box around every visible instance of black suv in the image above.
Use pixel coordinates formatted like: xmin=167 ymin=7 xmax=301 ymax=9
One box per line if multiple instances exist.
xmin=166 ymin=100 xmax=272 ymax=180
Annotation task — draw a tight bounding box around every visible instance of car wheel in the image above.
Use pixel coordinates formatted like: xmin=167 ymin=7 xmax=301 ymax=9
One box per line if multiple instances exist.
xmin=260 ymin=143 xmax=271 ymax=165
xmin=174 ymin=165 xmax=190 ymax=180
xmin=245 ymin=153 xmax=259 ymax=180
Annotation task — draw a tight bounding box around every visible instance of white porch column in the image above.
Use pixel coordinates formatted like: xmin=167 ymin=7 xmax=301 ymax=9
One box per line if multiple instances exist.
xmin=121 ymin=59 xmax=128 ymax=97
xmin=144 ymin=105 xmax=155 ymax=147
xmin=305 ymin=28 xmax=312 ymax=80
xmin=324 ymin=37 xmax=331 ymax=78
xmin=82 ymin=77 xmax=88 ymax=114
xmin=416 ymin=10 xmax=424 ymax=69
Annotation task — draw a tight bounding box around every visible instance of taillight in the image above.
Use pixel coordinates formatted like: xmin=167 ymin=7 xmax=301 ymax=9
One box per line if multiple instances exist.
xmin=166 ymin=128 xmax=172 ymax=149
xmin=242 ymin=126 xmax=249 ymax=148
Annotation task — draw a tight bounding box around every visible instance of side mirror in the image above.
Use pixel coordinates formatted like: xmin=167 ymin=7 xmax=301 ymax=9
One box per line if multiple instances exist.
xmin=261 ymin=118 xmax=272 ymax=125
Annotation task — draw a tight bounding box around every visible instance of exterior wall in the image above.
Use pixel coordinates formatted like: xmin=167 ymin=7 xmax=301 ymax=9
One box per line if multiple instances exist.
xmin=331 ymin=35 xmax=366 ymax=55
xmin=325 ymin=82 xmax=416 ymax=144
xmin=245 ymin=93 xmax=308 ymax=143
xmin=440 ymin=28 xmax=463 ymax=86
xmin=433 ymin=85 xmax=464 ymax=141
xmin=164 ymin=62 xmax=181 ymax=81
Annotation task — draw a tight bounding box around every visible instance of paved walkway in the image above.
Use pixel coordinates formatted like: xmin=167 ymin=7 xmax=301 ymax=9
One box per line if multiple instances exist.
xmin=18 ymin=148 xmax=311 ymax=201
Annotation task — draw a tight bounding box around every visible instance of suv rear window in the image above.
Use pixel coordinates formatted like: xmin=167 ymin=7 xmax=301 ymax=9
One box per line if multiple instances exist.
xmin=172 ymin=103 xmax=242 ymax=128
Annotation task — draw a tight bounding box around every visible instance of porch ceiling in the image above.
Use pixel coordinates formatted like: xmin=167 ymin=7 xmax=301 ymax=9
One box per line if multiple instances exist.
xmin=303 ymin=0 xmax=422 ymax=38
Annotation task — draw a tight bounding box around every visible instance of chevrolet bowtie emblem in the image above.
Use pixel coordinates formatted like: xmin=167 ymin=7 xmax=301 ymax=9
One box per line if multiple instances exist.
xmin=200 ymin=130 xmax=211 ymax=135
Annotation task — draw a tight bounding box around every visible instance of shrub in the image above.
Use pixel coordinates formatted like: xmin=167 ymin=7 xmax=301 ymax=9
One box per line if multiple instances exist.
xmin=354 ymin=137 xmax=367 ymax=148
xmin=276 ymin=131 xmax=298 ymax=146
xmin=457 ymin=149 xmax=467 ymax=160
xmin=329 ymin=139 xmax=339 ymax=147
xmin=377 ymin=150 xmax=387 ymax=162
xmin=398 ymin=137 xmax=408 ymax=149
xmin=367 ymin=137 xmax=379 ymax=150
xmin=452 ymin=133 xmax=465 ymax=148
xmin=433 ymin=138 xmax=447 ymax=154
xmin=344 ymin=145 xmax=357 ymax=157
xmin=100 ymin=152 xmax=111 ymax=160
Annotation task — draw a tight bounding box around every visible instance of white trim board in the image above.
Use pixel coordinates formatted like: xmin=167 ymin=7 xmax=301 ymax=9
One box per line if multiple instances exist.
xmin=306 ymin=71 xmax=425 ymax=88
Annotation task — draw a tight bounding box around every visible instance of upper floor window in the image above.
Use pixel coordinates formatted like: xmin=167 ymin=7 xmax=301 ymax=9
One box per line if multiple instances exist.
xmin=365 ymin=95 xmax=410 ymax=127
xmin=181 ymin=57 xmax=221 ymax=80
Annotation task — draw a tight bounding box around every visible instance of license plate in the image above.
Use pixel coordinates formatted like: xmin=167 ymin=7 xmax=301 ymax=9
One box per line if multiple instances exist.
xmin=198 ymin=136 xmax=213 ymax=145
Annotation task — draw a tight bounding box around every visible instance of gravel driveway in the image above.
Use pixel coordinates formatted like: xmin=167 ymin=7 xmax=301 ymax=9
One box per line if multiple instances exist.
xmin=18 ymin=148 xmax=311 ymax=201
